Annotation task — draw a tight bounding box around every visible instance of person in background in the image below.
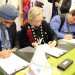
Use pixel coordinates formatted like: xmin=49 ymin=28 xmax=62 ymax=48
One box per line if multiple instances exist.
xmin=55 ymin=0 xmax=71 ymax=14
xmin=20 ymin=6 xmax=58 ymax=48
xmin=48 ymin=0 xmax=71 ymax=17
xmin=48 ymin=0 xmax=57 ymax=17
xmin=0 ymin=4 xmax=19 ymax=58
xmin=50 ymin=9 xmax=75 ymax=40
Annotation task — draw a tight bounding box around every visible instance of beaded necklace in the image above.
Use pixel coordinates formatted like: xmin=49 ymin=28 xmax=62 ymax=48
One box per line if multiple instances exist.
xmin=28 ymin=25 xmax=45 ymax=44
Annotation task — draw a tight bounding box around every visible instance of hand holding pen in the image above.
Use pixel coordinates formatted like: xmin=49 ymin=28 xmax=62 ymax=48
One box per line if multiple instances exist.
xmin=0 ymin=48 xmax=17 ymax=58
xmin=64 ymin=34 xmax=73 ymax=40
xmin=32 ymin=42 xmax=39 ymax=47
xmin=5 ymin=47 xmax=17 ymax=52
xmin=48 ymin=40 xmax=57 ymax=47
xmin=0 ymin=49 xmax=12 ymax=58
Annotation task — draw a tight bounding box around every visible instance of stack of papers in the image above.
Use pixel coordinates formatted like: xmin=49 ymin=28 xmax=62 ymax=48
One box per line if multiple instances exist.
xmin=62 ymin=39 xmax=75 ymax=44
xmin=37 ymin=44 xmax=67 ymax=57
xmin=0 ymin=53 xmax=29 ymax=75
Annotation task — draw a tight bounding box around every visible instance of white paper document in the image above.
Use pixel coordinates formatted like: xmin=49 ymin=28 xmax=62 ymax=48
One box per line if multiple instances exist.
xmin=0 ymin=53 xmax=29 ymax=75
xmin=37 ymin=44 xmax=67 ymax=57
xmin=62 ymin=39 xmax=75 ymax=44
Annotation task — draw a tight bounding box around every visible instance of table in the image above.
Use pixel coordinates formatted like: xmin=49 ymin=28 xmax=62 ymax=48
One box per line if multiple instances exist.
xmin=0 ymin=42 xmax=75 ymax=75
xmin=48 ymin=48 xmax=75 ymax=75
xmin=0 ymin=68 xmax=4 ymax=75
xmin=15 ymin=44 xmax=75 ymax=75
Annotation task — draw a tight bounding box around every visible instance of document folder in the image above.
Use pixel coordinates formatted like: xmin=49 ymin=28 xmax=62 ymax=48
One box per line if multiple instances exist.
xmin=0 ymin=53 xmax=29 ymax=75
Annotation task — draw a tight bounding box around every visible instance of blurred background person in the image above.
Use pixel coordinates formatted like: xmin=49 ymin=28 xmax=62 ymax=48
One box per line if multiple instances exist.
xmin=55 ymin=0 xmax=71 ymax=14
xmin=48 ymin=0 xmax=58 ymax=17
xmin=48 ymin=0 xmax=71 ymax=17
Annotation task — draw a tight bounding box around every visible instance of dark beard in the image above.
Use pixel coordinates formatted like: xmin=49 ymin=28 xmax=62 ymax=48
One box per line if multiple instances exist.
xmin=0 ymin=22 xmax=7 ymax=29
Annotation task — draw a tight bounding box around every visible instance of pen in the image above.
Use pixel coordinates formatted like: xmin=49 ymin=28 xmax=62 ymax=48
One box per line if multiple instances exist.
xmin=5 ymin=47 xmax=8 ymax=50
xmin=15 ymin=66 xmax=28 ymax=72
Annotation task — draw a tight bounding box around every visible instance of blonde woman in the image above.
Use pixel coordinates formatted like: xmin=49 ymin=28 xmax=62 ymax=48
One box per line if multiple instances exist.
xmin=20 ymin=6 xmax=58 ymax=48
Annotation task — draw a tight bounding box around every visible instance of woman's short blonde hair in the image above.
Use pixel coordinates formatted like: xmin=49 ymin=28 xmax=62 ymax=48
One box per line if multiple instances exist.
xmin=28 ymin=6 xmax=44 ymax=25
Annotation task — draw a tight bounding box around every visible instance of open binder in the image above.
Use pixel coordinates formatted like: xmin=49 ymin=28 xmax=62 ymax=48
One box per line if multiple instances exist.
xmin=36 ymin=43 xmax=75 ymax=58
xmin=0 ymin=53 xmax=29 ymax=75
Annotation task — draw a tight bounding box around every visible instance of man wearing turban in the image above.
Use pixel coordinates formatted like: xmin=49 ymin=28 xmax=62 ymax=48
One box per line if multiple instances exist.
xmin=0 ymin=4 xmax=19 ymax=58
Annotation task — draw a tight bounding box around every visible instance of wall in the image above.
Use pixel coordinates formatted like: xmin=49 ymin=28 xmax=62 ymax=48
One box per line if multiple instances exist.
xmin=0 ymin=0 xmax=21 ymax=31
xmin=0 ymin=0 xmax=6 ymax=7
xmin=7 ymin=0 xmax=21 ymax=31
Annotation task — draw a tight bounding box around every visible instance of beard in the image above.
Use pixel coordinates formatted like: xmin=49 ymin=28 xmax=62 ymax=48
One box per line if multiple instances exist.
xmin=0 ymin=23 xmax=7 ymax=29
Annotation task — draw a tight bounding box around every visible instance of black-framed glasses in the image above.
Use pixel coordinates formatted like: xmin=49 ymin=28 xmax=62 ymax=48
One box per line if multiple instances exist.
xmin=3 ymin=20 xmax=13 ymax=24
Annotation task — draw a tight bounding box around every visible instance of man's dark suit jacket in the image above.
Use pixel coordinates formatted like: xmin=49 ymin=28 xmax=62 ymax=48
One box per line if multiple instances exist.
xmin=59 ymin=0 xmax=71 ymax=13
xmin=0 ymin=22 xmax=19 ymax=51
xmin=48 ymin=0 xmax=71 ymax=17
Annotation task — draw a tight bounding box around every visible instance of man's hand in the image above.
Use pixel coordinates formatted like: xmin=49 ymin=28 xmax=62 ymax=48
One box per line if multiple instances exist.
xmin=11 ymin=48 xmax=17 ymax=52
xmin=0 ymin=49 xmax=12 ymax=58
xmin=64 ymin=34 xmax=73 ymax=40
xmin=0 ymin=48 xmax=17 ymax=58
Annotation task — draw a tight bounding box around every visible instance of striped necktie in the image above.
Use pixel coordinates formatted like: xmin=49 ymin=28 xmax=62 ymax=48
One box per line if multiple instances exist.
xmin=1 ymin=29 xmax=10 ymax=49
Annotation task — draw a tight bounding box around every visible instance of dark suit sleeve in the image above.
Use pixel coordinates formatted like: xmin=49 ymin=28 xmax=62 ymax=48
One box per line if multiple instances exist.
xmin=19 ymin=25 xmax=32 ymax=48
xmin=60 ymin=0 xmax=71 ymax=13
xmin=9 ymin=22 xmax=20 ymax=49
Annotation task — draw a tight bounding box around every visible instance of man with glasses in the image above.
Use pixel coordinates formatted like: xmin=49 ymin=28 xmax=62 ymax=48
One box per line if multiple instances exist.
xmin=0 ymin=4 xmax=19 ymax=58
xmin=50 ymin=9 xmax=75 ymax=40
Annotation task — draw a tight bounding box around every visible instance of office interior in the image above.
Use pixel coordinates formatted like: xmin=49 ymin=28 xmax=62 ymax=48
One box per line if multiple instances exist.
xmin=0 ymin=0 xmax=75 ymax=75
xmin=0 ymin=0 xmax=53 ymax=31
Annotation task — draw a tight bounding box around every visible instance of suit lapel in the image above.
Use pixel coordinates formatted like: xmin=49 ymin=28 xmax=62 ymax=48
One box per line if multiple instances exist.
xmin=7 ymin=28 xmax=12 ymax=47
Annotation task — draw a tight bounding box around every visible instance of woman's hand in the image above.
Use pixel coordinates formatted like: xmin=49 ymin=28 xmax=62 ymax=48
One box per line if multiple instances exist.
xmin=48 ymin=40 xmax=57 ymax=47
xmin=32 ymin=42 xmax=39 ymax=47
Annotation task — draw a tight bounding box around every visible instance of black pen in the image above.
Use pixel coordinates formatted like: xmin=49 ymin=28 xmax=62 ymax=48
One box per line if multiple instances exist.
xmin=5 ymin=48 xmax=8 ymax=50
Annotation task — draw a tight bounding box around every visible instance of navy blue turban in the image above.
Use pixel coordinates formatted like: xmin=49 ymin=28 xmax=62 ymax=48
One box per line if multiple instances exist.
xmin=0 ymin=4 xmax=19 ymax=20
